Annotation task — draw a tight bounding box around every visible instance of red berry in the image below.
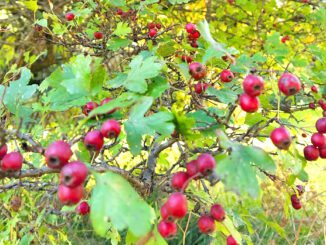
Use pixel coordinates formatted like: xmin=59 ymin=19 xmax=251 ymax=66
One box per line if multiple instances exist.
xmin=100 ymin=98 xmax=117 ymax=114
xmin=160 ymin=203 xmax=174 ymax=222
xmin=311 ymin=85 xmax=318 ymax=93
xmin=189 ymin=30 xmax=201 ymax=39
xmin=186 ymin=160 xmax=200 ymax=178
xmin=84 ymin=130 xmax=104 ymax=151
xmin=34 ymin=24 xmax=43 ymax=32
xmin=210 ymin=204 xmax=225 ymax=221
xmin=220 ymin=70 xmax=234 ymax=83
xmin=148 ymin=22 xmax=156 ymax=29
xmin=181 ymin=55 xmax=193 ymax=64
xmin=319 ymin=146 xmax=326 ymax=159
xmin=0 ymin=144 xmax=7 ymax=159
xmin=82 ymin=102 xmax=98 ymax=116
xmin=316 ymin=118 xmax=326 ymax=133
xmin=227 ymin=235 xmax=238 ymax=245
xmin=302 ymin=133 xmax=307 ymax=138
xmin=94 ymin=31 xmax=103 ymax=40
xmin=270 ymin=127 xmax=292 ymax=150
xmin=239 ymin=93 xmax=260 ymax=113
xmin=318 ymin=100 xmax=326 ymax=110
xmin=156 ymin=23 xmax=162 ymax=29
xmin=227 ymin=0 xmax=235 ymax=4
xmin=76 ymin=201 xmax=90 ymax=215
xmin=197 ymin=153 xmax=216 ymax=176
xmin=58 ymin=184 xmax=84 ymax=206
xmin=185 ymin=23 xmax=196 ymax=33
xmin=198 ymin=215 xmax=215 ymax=234
xmin=60 ymin=161 xmax=88 ymax=188
xmin=165 ymin=193 xmax=188 ymax=219
xmin=194 ymin=82 xmax=209 ymax=94
xmin=1 ymin=152 xmax=23 ymax=171
xmin=278 ymin=73 xmax=301 ymax=96
xmin=190 ymin=41 xmax=198 ymax=48
xmin=281 ymin=36 xmax=290 ymax=43
xmin=309 ymin=102 xmax=316 ymax=109
xmin=157 ymin=220 xmax=177 ymax=238
xmin=171 ymin=171 xmax=189 ymax=191
xmin=65 ymin=12 xmax=75 ymax=21
xmin=242 ymin=74 xmax=264 ymax=97
xmin=148 ymin=28 xmax=157 ymax=37
xmin=311 ymin=133 xmax=325 ymax=148
xmin=189 ymin=62 xmax=207 ymax=80
xmin=116 ymin=9 xmax=123 ymax=15
xmin=303 ymin=145 xmax=319 ymax=161
xmin=290 ymin=194 xmax=302 ymax=210
xmin=101 ymin=119 xmax=121 ymax=139
xmin=45 ymin=141 xmax=73 ymax=169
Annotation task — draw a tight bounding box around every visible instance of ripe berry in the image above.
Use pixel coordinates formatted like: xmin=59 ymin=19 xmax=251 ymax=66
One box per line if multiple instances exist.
xmin=290 ymin=194 xmax=302 ymax=210
xmin=194 ymin=82 xmax=209 ymax=94
xmin=239 ymin=93 xmax=260 ymax=113
xmin=157 ymin=220 xmax=177 ymax=238
xmin=148 ymin=22 xmax=156 ymax=29
xmin=58 ymin=184 xmax=84 ymax=206
xmin=309 ymin=102 xmax=316 ymax=109
xmin=101 ymin=120 xmax=121 ymax=139
xmin=60 ymin=161 xmax=88 ymax=188
xmin=311 ymin=85 xmax=318 ymax=93
xmin=303 ymin=145 xmax=319 ymax=161
xmin=189 ymin=62 xmax=207 ymax=80
xmin=311 ymin=133 xmax=325 ymax=148
xmin=34 ymin=24 xmax=43 ymax=32
xmin=220 ymin=70 xmax=234 ymax=83
xmin=189 ymin=30 xmax=201 ymax=39
xmin=76 ymin=201 xmax=90 ymax=215
xmin=316 ymin=118 xmax=326 ymax=133
xmin=227 ymin=235 xmax=238 ymax=245
xmin=242 ymin=74 xmax=264 ymax=97
xmin=1 ymin=152 xmax=23 ymax=171
xmin=156 ymin=23 xmax=162 ymax=29
xmin=181 ymin=55 xmax=193 ymax=64
xmin=148 ymin=28 xmax=157 ymax=37
xmin=82 ymin=102 xmax=98 ymax=116
xmin=186 ymin=160 xmax=199 ymax=178
xmin=278 ymin=73 xmax=301 ymax=96
xmin=197 ymin=215 xmax=215 ymax=234
xmin=116 ymin=9 xmax=123 ymax=15
xmin=190 ymin=41 xmax=198 ymax=48
xmin=84 ymin=130 xmax=104 ymax=151
xmin=160 ymin=203 xmax=174 ymax=222
xmin=0 ymin=144 xmax=7 ymax=159
xmin=165 ymin=192 xmax=188 ymax=219
xmin=319 ymin=146 xmax=326 ymax=159
xmin=94 ymin=31 xmax=103 ymax=40
xmin=210 ymin=204 xmax=225 ymax=221
xmin=45 ymin=141 xmax=73 ymax=169
xmin=270 ymin=127 xmax=292 ymax=150
xmin=65 ymin=12 xmax=75 ymax=21
xmin=171 ymin=171 xmax=189 ymax=191
xmin=100 ymin=98 xmax=117 ymax=114
xmin=185 ymin=23 xmax=196 ymax=33
xmin=197 ymin=153 xmax=216 ymax=176
xmin=281 ymin=36 xmax=290 ymax=43
xmin=318 ymin=100 xmax=326 ymax=110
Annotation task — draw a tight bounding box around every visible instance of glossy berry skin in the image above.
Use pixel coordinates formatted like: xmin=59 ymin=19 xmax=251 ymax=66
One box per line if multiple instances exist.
xmin=243 ymin=74 xmax=264 ymax=97
xmin=100 ymin=98 xmax=117 ymax=114
xmin=197 ymin=215 xmax=215 ymax=234
xmin=185 ymin=23 xmax=196 ymax=33
xmin=227 ymin=235 xmax=238 ymax=245
xmin=171 ymin=172 xmax=189 ymax=191
xmin=156 ymin=23 xmax=162 ymax=29
xmin=165 ymin=192 xmax=188 ymax=219
xmin=148 ymin=29 xmax=157 ymax=37
xmin=194 ymin=82 xmax=209 ymax=94
xmin=0 ymin=144 xmax=7 ymax=159
xmin=45 ymin=141 xmax=73 ymax=169
xmin=160 ymin=204 xmax=174 ymax=222
xmin=270 ymin=127 xmax=292 ymax=150
xmin=239 ymin=93 xmax=260 ymax=113
xmin=148 ymin=22 xmax=156 ymax=29
xmin=65 ymin=12 xmax=75 ymax=21
xmin=278 ymin=73 xmax=301 ymax=96
xmin=316 ymin=118 xmax=326 ymax=134
xmin=186 ymin=160 xmax=199 ymax=178
xmin=290 ymin=194 xmax=302 ymax=210
xmin=189 ymin=62 xmax=207 ymax=81
xmin=311 ymin=133 xmax=325 ymax=148
xmin=82 ymin=102 xmax=98 ymax=116
xmin=101 ymin=119 xmax=121 ymax=139
xmin=320 ymin=147 xmax=326 ymax=159
xmin=210 ymin=204 xmax=225 ymax=221
xmin=311 ymin=85 xmax=318 ymax=93
xmin=58 ymin=184 xmax=84 ymax=206
xmin=189 ymin=30 xmax=201 ymax=39
xmin=1 ymin=152 xmax=23 ymax=171
xmin=197 ymin=153 xmax=216 ymax=176
xmin=157 ymin=220 xmax=177 ymax=238
xmin=60 ymin=161 xmax=88 ymax=188
xmin=94 ymin=31 xmax=103 ymax=40
xmin=303 ymin=145 xmax=319 ymax=161
xmin=220 ymin=70 xmax=234 ymax=83
xmin=84 ymin=130 xmax=104 ymax=151
xmin=76 ymin=201 xmax=90 ymax=215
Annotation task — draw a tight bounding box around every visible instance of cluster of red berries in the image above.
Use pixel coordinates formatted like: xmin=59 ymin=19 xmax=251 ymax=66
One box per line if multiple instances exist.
xmin=188 ymin=62 xmax=209 ymax=94
xmin=281 ymin=35 xmax=290 ymax=43
xmin=0 ymin=145 xmax=23 ymax=172
xmin=239 ymin=74 xmax=264 ymax=113
xmin=147 ymin=22 xmax=162 ymax=38
xmin=158 ymin=153 xmax=217 ymax=239
xmin=290 ymin=185 xmax=305 ymax=210
xmin=303 ymin=117 xmax=326 ymax=161
xmin=116 ymin=9 xmax=137 ymax=20
xmin=82 ymin=97 xmax=116 ymax=116
xmin=185 ymin=23 xmax=201 ymax=48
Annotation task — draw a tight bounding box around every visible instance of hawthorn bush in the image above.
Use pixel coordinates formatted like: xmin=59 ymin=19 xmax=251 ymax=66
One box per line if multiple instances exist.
xmin=0 ymin=0 xmax=325 ymax=244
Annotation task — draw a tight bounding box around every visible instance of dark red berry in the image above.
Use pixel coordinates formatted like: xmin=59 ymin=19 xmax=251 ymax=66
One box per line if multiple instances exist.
xmin=101 ymin=119 xmax=121 ymax=139
xmin=45 ymin=141 xmax=73 ymax=169
xmin=84 ymin=130 xmax=104 ymax=151
xmin=190 ymin=41 xmax=198 ymax=48
xmin=210 ymin=204 xmax=225 ymax=221
xmin=148 ymin=22 xmax=156 ymax=29
xmin=165 ymin=192 xmax=188 ymax=219
xmin=227 ymin=235 xmax=238 ymax=245
xmin=242 ymin=74 xmax=264 ymax=97
xmin=303 ymin=145 xmax=319 ymax=161
xmin=94 ymin=31 xmax=103 ymax=40
xmin=319 ymin=146 xmax=326 ymax=159
xmin=270 ymin=127 xmax=292 ymax=150
xmin=76 ymin=201 xmax=90 ymax=215
xmin=194 ymin=82 xmax=209 ymax=94
xmin=60 ymin=161 xmax=88 ymax=188
xmin=189 ymin=30 xmax=201 ymax=39
xmin=281 ymin=36 xmax=290 ymax=43
xmin=0 ymin=144 xmax=7 ymax=159
xmin=171 ymin=171 xmax=189 ymax=191
xmin=318 ymin=100 xmax=326 ymax=110
xmin=220 ymin=70 xmax=234 ymax=83
xmin=309 ymin=102 xmax=316 ymax=109
xmin=239 ymin=93 xmax=260 ymax=113
xmin=311 ymin=133 xmax=325 ymax=148
xmin=290 ymin=194 xmax=302 ymax=210
xmin=198 ymin=215 xmax=215 ymax=234
xmin=1 ymin=152 xmax=23 ymax=171
xmin=157 ymin=220 xmax=177 ymax=238
xmin=278 ymin=73 xmax=301 ymax=96
xmin=189 ymin=62 xmax=207 ymax=80
xmin=311 ymin=85 xmax=318 ymax=93
xmin=156 ymin=23 xmax=162 ymax=29
xmin=58 ymin=184 xmax=84 ymax=205
xmin=316 ymin=118 xmax=326 ymax=134
xmin=116 ymin=9 xmax=123 ymax=15
xmin=82 ymin=102 xmax=98 ymax=116
xmin=160 ymin=203 xmax=174 ymax=222
xmin=65 ymin=12 xmax=75 ymax=21
xmin=148 ymin=28 xmax=157 ymax=37
xmin=186 ymin=160 xmax=200 ymax=179
xmin=197 ymin=153 xmax=216 ymax=176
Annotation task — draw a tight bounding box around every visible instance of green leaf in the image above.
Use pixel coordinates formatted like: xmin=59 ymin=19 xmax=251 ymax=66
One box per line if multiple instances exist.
xmin=202 ymin=46 xmax=224 ymax=64
xmin=156 ymin=41 xmax=177 ymax=57
xmin=105 ymin=0 xmax=126 ymax=6
xmin=206 ymin=87 xmax=238 ymax=104
xmin=90 ymin=172 xmax=155 ymax=237
xmin=20 ymin=0 xmax=38 ymax=12
xmin=113 ymin=22 xmax=132 ymax=37
xmin=146 ymin=76 xmax=169 ymax=99
xmin=107 ymin=38 xmax=131 ymax=51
